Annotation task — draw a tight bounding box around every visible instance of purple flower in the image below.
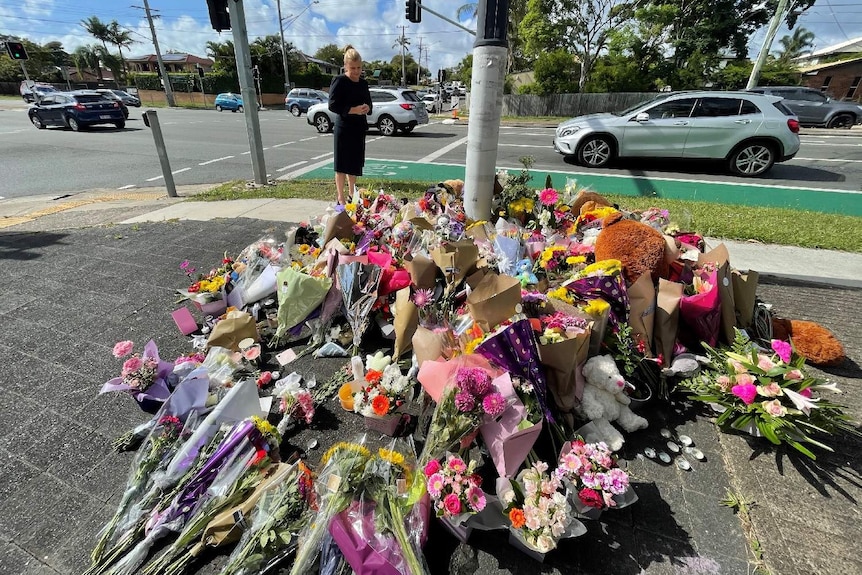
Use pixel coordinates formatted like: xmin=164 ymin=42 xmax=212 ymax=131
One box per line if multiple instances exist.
xmin=771 ymin=339 xmax=792 ymax=364
xmin=454 ymin=391 xmax=476 ymax=412
xmin=481 ymin=392 xmax=507 ymax=417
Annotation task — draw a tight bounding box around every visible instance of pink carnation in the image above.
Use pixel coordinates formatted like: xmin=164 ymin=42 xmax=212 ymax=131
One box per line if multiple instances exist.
xmin=731 ymin=383 xmax=758 ymax=405
xmin=538 ymin=188 xmax=559 ymax=206
xmin=113 ymin=340 xmax=134 ymax=358
xmin=122 ymin=356 xmax=143 ymax=376
xmin=771 ymin=339 xmax=792 ymax=363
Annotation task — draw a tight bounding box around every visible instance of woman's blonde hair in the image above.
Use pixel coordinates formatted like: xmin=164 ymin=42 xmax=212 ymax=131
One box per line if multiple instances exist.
xmin=343 ymin=45 xmax=361 ymax=64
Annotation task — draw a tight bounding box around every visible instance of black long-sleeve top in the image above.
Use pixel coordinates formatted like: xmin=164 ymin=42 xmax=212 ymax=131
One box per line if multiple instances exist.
xmin=328 ymin=74 xmax=372 ymax=129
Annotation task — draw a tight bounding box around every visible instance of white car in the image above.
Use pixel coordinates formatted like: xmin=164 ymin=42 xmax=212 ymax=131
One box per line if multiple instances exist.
xmin=553 ymin=91 xmax=801 ymax=177
xmin=306 ymin=87 xmax=429 ymax=136
xmin=422 ymin=93 xmax=443 ymax=113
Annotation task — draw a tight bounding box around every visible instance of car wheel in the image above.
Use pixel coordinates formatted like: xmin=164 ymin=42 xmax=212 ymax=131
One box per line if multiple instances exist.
xmin=313 ymin=113 xmax=332 ymax=133
xmin=728 ymin=141 xmax=775 ymax=177
xmin=237 ymin=106 xmax=244 ymax=113
xmin=66 ymin=116 xmax=81 ymax=132
xmin=827 ymin=113 xmax=854 ymax=129
xmin=378 ymin=115 xmax=397 ymax=136
xmin=290 ymin=104 xmax=301 ymax=117
xmin=577 ymin=135 xmax=614 ymax=168
xmin=115 ymin=121 xmax=125 ymax=129
xmin=216 ymin=105 xmax=223 ymax=112
xmin=31 ymin=115 xmax=45 ymax=129
xmin=401 ymin=124 xmax=414 ymax=134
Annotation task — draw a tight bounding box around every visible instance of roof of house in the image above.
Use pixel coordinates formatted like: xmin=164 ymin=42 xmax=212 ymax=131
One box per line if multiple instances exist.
xmin=798 ymin=55 xmax=862 ymax=74
xmin=127 ymin=53 xmax=214 ymax=66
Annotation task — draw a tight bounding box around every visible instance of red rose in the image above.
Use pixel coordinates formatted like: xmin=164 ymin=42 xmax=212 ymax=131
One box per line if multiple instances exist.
xmin=578 ymin=488 xmax=604 ymax=509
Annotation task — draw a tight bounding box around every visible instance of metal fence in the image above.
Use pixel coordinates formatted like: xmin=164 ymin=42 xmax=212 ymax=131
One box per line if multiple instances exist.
xmin=501 ymin=92 xmax=657 ymax=117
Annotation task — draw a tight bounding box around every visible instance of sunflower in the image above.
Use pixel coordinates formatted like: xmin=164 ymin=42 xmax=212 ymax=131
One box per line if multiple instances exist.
xmin=321 ymin=441 xmax=371 ymax=466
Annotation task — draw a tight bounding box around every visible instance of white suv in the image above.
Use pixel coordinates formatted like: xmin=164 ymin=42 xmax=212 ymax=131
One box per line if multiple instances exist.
xmin=554 ymin=91 xmax=801 ymax=177
xmin=306 ymin=87 xmax=429 ymax=136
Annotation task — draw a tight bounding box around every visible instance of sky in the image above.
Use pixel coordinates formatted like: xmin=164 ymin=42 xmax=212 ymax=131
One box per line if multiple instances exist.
xmin=0 ymin=0 xmax=861 ymax=77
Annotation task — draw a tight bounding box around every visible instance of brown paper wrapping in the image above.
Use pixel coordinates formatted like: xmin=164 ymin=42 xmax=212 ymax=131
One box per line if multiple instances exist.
xmin=732 ymin=269 xmax=759 ymax=329
xmin=207 ymin=310 xmax=259 ymax=351
xmin=466 ymin=272 xmax=522 ymax=332
xmin=412 ymin=326 xmax=451 ymax=367
xmin=628 ymin=274 xmax=656 ymax=353
xmin=663 ymin=235 xmax=680 ymax=267
xmin=404 ymin=255 xmax=437 ymax=289
xmin=544 ymin=297 xmax=604 ymax=356
xmin=654 ymin=279 xmax=683 ymax=367
xmin=393 ymin=287 xmax=419 ymax=358
xmin=431 ymin=240 xmax=479 ymax=291
xmin=322 ymin=210 xmax=355 ymax=246
xmin=699 ymin=243 xmax=736 ymax=344
xmin=539 ymin=333 xmax=590 ymax=416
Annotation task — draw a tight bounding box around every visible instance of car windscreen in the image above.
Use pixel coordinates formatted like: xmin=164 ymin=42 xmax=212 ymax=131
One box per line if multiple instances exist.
xmin=615 ymin=94 xmax=672 ymax=116
xmin=74 ymin=94 xmax=109 ymax=103
xmin=112 ymin=90 xmax=130 ymax=97
xmin=401 ymin=91 xmax=420 ymax=102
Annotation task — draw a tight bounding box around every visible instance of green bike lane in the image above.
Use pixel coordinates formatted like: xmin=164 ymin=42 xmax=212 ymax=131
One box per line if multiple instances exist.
xmin=295 ymin=158 xmax=862 ymax=216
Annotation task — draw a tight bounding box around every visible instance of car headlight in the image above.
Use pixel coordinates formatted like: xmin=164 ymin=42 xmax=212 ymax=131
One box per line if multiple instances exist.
xmin=558 ymin=126 xmax=581 ymax=138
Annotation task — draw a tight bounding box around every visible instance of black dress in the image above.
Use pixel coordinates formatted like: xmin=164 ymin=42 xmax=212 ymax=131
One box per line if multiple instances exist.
xmin=328 ymin=75 xmax=372 ymax=176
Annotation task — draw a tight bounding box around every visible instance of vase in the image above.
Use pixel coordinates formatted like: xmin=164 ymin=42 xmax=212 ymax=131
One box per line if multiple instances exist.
xmin=364 ymin=412 xmax=405 ymax=436
xmin=507 ymin=528 xmax=547 ymax=562
xmin=439 ymin=514 xmax=473 ymax=543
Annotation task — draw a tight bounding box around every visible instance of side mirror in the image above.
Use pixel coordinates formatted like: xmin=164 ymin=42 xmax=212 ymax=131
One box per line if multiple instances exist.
xmin=634 ymin=112 xmax=650 ymax=122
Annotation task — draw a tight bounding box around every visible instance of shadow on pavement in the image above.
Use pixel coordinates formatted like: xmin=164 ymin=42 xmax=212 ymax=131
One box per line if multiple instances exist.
xmin=0 ymin=230 xmax=68 ymax=260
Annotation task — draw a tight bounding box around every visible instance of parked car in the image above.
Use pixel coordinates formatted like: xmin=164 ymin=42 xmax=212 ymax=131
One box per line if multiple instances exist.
xmin=306 ymin=87 xmax=428 ymax=136
xmin=20 ymin=81 xmax=58 ymax=103
xmin=747 ymin=86 xmax=862 ymax=129
xmin=108 ymin=89 xmax=141 ymax=107
xmin=285 ymin=88 xmax=328 ymax=116
xmin=214 ymin=92 xmax=244 ymax=112
xmin=422 ymin=92 xmax=443 ymax=113
xmin=94 ymin=89 xmax=130 ymax=119
xmin=28 ymin=90 xmax=125 ymax=131
xmin=553 ymin=91 xmax=800 ymax=177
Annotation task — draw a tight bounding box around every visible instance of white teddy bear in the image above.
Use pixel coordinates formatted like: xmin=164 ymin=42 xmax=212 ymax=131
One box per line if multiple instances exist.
xmin=577 ymin=355 xmax=649 ymax=451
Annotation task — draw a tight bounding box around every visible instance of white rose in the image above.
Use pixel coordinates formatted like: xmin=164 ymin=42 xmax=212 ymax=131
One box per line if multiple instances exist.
xmin=534 ymin=535 xmax=555 ymax=553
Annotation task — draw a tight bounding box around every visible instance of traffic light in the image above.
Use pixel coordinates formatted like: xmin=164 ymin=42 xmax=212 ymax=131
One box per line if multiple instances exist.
xmin=206 ymin=0 xmax=231 ymax=32
xmin=5 ymin=41 xmax=28 ymax=60
xmin=405 ymin=0 xmax=421 ymax=23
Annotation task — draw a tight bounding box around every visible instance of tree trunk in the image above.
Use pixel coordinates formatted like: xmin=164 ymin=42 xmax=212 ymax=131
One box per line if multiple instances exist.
xmin=578 ymin=54 xmax=590 ymax=92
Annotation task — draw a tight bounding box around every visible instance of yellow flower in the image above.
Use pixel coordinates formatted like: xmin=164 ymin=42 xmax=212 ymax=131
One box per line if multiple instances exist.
xmin=582 ymin=259 xmax=622 ymax=277
xmin=566 ymin=255 xmax=586 ymax=266
xmin=582 ymin=298 xmax=610 ymax=317
xmin=547 ymin=287 xmax=574 ymax=305
xmin=298 ymin=244 xmax=311 ymax=255
xmin=252 ymin=415 xmax=282 ymax=447
xmin=345 ymin=203 xmax=358 ymax=213
xmin=377 ymin=448 xmax=413 ymax=485
xmin=463 ymin=337 xmax=483 ymax=354
xmin=321 ymin=442 xmax=371 ymax=466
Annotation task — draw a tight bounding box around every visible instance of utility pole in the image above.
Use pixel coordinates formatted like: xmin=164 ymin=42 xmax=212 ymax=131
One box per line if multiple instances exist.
xmin=746 ymin=0 xmax=789 ymax=90
xmin=417 ymin=37 xmax=423 ymax=85
xmin=134 ymin=0 xmax=175 ymax=106
xmin=276 ymin=0 xmax=290 ymax=92
xmin=230 ymin=0 xmax=267 ymax=184
xmin=400 ymin=26 xmax=407 ymax=87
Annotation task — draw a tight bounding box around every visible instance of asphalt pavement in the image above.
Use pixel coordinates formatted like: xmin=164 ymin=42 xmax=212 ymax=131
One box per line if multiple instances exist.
xmin=0 ymin=187 xmax=861 ymax=575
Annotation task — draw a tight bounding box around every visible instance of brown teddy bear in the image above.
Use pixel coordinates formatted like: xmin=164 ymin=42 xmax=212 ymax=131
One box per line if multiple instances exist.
xmin=572 ymin=190 xmax=612 ymax=216
xmin=594 ymin=212 xmax=669 ymax=285
xmin=772 ymin=318 xmax=846 ymax=367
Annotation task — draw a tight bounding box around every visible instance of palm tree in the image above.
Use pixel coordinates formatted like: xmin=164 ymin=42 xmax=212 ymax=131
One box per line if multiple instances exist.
xmin=776 ymin=27 xmax=816 ymax=62
xmin=81 ymin=16 xmax=111 ymax=53
xmin=393 ymin=36 xmax=411 ymax=86
xmin=107 ymin=21 xmax=135 ymax=81
xmin=73 ymin=45 xmax=103 ymax=81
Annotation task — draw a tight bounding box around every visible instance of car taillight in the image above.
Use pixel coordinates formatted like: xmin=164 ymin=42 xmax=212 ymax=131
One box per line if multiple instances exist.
xmin=399 ymin=103 xmax=414 ymax=110
xmin=74 ymin=103 xmax=86 ymax=111
xmin=787 ymin=118 xmax=800 ymax=134
xmin=113 ymin=102 xmax=120 ymax=108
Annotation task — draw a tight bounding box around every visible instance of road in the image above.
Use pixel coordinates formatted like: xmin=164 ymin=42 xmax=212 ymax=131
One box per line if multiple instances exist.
xmin=1 ymin=104 xmax=861 ymax=204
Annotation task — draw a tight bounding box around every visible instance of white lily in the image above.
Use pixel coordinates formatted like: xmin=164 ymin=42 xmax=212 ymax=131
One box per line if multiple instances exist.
xmin=811 ymin=381 xmax=842 ymax=393
xmin=783 ymin=388 xmax=820 ymax=416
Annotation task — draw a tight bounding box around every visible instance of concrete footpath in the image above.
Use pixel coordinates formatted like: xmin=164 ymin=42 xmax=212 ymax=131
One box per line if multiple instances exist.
xmin=0 ymin=189 xmax=860 ymax=575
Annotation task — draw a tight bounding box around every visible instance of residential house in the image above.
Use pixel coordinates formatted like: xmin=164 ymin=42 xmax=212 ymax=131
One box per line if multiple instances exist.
xmin=297 ymin=53 xmax=340 ymax=76
xmin=126 ymin=53 xmax=214 ymax=74
xmin=792 ymin=36 xmax=862 ymax=68
xmin=799 ymin=56 xmax=862 ymax=101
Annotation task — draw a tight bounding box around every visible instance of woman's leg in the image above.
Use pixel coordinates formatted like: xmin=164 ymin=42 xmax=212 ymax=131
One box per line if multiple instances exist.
xmin=335 ymin=172 xmax=346 ymax=204
xmin=347 ymin=174 xmax=357 ymax=199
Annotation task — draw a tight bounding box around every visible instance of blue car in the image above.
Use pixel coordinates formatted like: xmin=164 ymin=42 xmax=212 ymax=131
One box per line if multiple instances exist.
xmin=285 ymin=88 xmax=328 ymax=116
xmin=28 ymin=90 xmax=125 ymax=131
xmin=215 ymin=93 xmax=244 ymax=112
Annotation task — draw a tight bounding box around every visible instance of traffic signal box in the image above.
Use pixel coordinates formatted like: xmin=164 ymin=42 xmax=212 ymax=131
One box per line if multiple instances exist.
xmin=405 ymin=0 xmax=421 ymax=23
xmin=5 ymin=41 xmax=28 ymax=60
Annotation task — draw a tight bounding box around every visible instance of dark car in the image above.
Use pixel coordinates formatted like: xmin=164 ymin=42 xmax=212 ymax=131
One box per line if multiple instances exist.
xmin=94 ymin=89 xmax=130 ymax=119
xmin=28 ymin=91 xmax=126 ymax=131
xmin=20 ymin=82 xmax=59 ymax=103
xmin=285 ymin=88 xmax=328 ymax=116
xmin=748 ymin=86 xmax=862 ymax=129
xmin=110 ymin=89 xmax=141 ymax=107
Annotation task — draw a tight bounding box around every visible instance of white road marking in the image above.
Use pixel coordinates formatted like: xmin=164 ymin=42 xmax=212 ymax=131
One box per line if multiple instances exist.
xmin=299 ymin=136 xmax=316 ymax=142
xmin=418 ymin=136 xmax=468 ymax=163
xmin=241 ymin=151 xmax=251 ymax=155
xmin=199 ymin=155 xmax=234 ymax=165
xmin=272 ymin=141 xmax=295 ymax=148
xmin=172 ymin=167 xmax=191 ymax=174
xmin=500 ymin=143 xmax=554 ymax=149
xmin=276 ymin=161 xmax=307 ymax=172
xmin=311 ymin=152 xmax=333 ymax=160
xmin=801 ymin=141 xmax=862 ymax=147
xmin=791 ymin=156 xmax=862 ymax=163
xmin=117 ymin=184 xmax=136 ymax=190
xmin=145 ymin=175 xmax=163 ymax=182
xmin=277 ymin=157 xmax=333 ymax=180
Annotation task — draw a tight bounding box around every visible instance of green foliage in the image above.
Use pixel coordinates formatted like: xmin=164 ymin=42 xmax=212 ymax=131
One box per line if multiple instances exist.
xmin=455 ymin=54 xmax=472 ymax=87
xmin=314 ymin=44 xmax=343 ymax=65
xmin=532 ymin=50 xmax=578 ymax=95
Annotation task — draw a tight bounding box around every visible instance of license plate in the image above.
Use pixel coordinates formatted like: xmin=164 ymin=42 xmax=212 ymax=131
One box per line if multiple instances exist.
xmin=100 ymin=115 xmax=111 ymax=119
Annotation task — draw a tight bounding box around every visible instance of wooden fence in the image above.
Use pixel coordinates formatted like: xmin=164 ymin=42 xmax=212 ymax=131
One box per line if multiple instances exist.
xmin=501 ymin=92 xmax=657 ymax=117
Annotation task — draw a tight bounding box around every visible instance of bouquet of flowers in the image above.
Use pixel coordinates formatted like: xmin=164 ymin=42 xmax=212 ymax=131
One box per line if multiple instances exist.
xmin=351 ymin=360 xmax=413 ymax=419
xmin=273 ymin=373 xmax=315 ymax=436
xmin=101 ymin=340 xmax=175 ymax=413
xmin=679 ymin=330 xmax=859 ymax=459
xmin=177 ymin=255 xmax=234 ymax=312
xmin=556 ymin=437 xmax=634 ymax=519
xmin=565 ymin=259 xmax=629 ymax=331
xmin=228 ymin=235 xmax=283 ymax=308
xmin=497 ymin=460 xmax=584 ymax=559
xmin=425 ymin=454 xmax=486 ymax=522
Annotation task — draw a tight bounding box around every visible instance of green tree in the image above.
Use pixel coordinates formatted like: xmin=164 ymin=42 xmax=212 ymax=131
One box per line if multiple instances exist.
xmin=455 ymin=54 xmax=473 ymax=87
xmin=206 ymin=40 xmax=237 ymax=75
xmin=531 ymin=50 xmax=579 ymax=94
xmin=106 ymin=21 xmax=135 ymax=81
xmin=74 ymin=44 xmax=103 ymax=81
xmin=456 ymin=0 xmax=531 ymax=72
xmin=81 ymin=16 xmax=111 ymax=53
xmin=775 ymin=27 xmax=815 ymax=62
xmin=314 ymin=44 xmax=344 ymax=65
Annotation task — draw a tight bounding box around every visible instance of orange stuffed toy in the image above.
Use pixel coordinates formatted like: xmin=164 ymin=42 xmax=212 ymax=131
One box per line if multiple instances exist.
xmin=594 ymin=211 xmax=669 ymax=285
xmin=772 ymin=318 xmax=846 ymax=367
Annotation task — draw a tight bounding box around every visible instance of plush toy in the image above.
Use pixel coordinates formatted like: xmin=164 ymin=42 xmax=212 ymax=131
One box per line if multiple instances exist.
xmin=595 ymin=211 xmax=669 ymax=285
xmin=772 ymin=318 xmax=846 ymax=366
xmin=441 ymin=179 xmax=464 ymax=196
xmin=514 ymin=258 xmax=538 ymax=287
xmin=572 ymin=190 xmax=612 ymax=216
xmin=577 ymin=355 xmax=649 ymax=451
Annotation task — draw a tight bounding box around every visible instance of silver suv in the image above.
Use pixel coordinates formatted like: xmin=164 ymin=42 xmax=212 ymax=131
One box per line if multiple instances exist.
xmin=306 ymin=87 xmax=429 ymax=136
xmin=747 ymin=86 xmax=862 ymax=129
xmin=554 ymin=91 xmax=801 ymax=177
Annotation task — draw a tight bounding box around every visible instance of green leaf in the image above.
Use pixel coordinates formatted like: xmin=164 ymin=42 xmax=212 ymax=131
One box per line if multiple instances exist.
xmin=756 ymin=419 xmax=781 ymax=445
xmin=786 ymin=439 xmax=817 ymax=460
xmin=277 ymin=530 xmax=293 ymax=545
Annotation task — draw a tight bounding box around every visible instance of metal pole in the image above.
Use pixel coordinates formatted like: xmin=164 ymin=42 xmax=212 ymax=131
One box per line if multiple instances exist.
xmin=142 ymin=0 xmax=175 ymax=106
xmin=276 ymin=0 xmax=290 ymax=92
xmin=400 ymin=26 xmax=407 ymax=87
xmin=746 ymin=0 xmax=789 ymax=90
xmin=144 ymin=110 xmax=177 ymax=198
xmin=416 ymin=1 xmax=476 ymax=35
xmin=230 ymin=0 xmax=267 ymax=184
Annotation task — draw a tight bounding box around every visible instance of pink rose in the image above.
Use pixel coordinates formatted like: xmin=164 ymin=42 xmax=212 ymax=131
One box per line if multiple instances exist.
xmin=784 ymin=369 xmax=804 ymax=382
xmin=731 ymin=383 xmax=757 ymax=405
xmin=443 ymin=493 xmax=462 ymax=515
xmin=424 ymin=459 xmax=441 ymax=477
xmin=716 ymin=375 xmax=732 ymax=391
xmin=757 ymin=355 xmax=776 ymax=372
xmin=762 ymin=399 xmax=787 ymax=417
xmin=729 ymin=360 xmax=747 ymax=374
xmin=756 ymin=382 xmax=782 ymax=397
xmin=113 ymin=340 xmax=134 ymax=358
xmin=734 ymin=373 xmax=755 ymax=387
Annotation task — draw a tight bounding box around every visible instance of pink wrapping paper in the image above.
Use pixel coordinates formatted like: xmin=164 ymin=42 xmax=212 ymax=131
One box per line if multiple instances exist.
xmin=416 ymin=355 xmax=502 ymax=403
xmin=679 ymin=269 xmax=721 ymax=348
xmin=479 ymin=373 xmax=543 ymax=478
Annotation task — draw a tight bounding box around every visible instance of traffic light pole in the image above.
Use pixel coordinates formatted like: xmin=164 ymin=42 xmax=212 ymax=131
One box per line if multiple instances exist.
xmin=141 ymin=0 xmax=175 ymax=107
xmin=230 ymin=0 xmax=267 ymax=184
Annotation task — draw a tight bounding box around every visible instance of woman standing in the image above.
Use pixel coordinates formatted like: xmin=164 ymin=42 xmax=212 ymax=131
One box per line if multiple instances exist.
xmin=328 ymin=45 xmax=372 ymax=205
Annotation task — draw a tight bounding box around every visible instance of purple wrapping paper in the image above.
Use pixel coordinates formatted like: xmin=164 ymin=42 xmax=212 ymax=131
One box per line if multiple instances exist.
xmin=329 ymin=500 xmax=406 ymax=575
xmin=475 ymin=319 xmax=554 ymax=423
xmin=100 ymin=339 xmax=175 ymax=413
xmin=566 ymin=274 xmax=629 ymax=330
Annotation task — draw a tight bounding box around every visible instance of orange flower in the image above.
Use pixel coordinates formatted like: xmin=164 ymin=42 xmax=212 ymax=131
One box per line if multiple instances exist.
xmin=371 ymin=395 xmax=390 ymax=416
xmin=508 ymin=508 xmax=526 ymax=529
xmin=365 ymin=369 xmax=383 ymax=384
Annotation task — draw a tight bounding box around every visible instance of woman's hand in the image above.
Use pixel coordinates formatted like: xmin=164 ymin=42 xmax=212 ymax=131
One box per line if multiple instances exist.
xmin=351 ymin=104 xmax=370 ymax=115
